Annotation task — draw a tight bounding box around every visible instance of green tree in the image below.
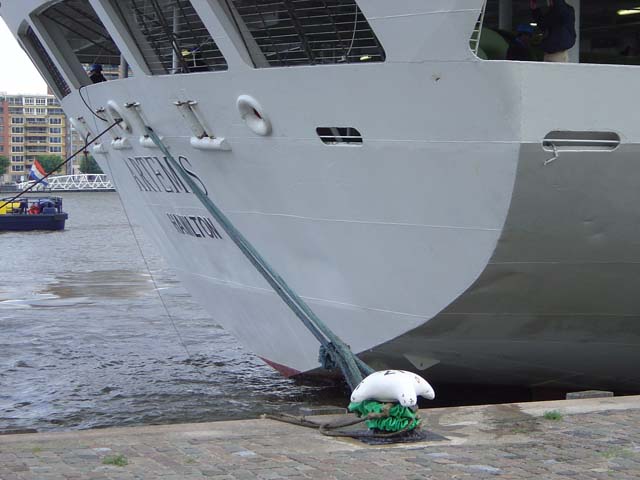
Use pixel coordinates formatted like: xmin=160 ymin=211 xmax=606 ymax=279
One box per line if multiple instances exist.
xmin=79 ymin=154 xmax=103 ymax=174
xmin=35 ymin=155 xmax=64 ymax=174
xmin=0 ymin=156 xmax=9 ymax=177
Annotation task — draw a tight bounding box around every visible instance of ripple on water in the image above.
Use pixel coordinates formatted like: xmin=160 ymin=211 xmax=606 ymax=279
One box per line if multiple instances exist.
xmin=0 ymin=193 xmax=345 ymax=433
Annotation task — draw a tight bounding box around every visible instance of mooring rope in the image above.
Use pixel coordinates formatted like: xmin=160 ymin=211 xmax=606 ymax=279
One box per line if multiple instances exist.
xmin=0 ymin=120 xmax=122 ymax=210
xmin=262 ymin=406 xmax=419 ymax=438
xmin=143 ymin=126 xmax=373 ymax=390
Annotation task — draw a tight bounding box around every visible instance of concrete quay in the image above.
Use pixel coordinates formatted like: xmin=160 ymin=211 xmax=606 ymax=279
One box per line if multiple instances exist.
xmin=1 ymin=396 xmax=640 ymax=479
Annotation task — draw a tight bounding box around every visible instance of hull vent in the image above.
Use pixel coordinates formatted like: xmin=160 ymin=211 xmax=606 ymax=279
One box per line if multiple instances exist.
xmin=316 ymin=127 xmax=362 ymax=145
xmin=543 ymin=131 xmax=620 ymax=152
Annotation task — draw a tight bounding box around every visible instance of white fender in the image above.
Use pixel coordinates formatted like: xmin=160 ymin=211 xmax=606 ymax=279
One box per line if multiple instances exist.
xmin=350 ymin=370 xmax=435 ymax=408
xmin=237 ymin=95 xmax=272 ymax=136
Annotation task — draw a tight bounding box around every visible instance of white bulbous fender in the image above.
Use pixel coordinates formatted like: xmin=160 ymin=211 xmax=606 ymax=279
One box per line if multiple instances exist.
xmin=350 ymin=370 xmax=435 ymax=408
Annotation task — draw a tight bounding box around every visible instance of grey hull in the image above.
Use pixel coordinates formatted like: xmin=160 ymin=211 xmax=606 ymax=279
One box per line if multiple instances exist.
xmin=368 ymin=143 xmax=640 ymax=392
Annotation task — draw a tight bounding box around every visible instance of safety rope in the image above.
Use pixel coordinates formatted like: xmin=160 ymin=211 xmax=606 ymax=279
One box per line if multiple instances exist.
xmin=144 ymin=126 xmax=373 ymax=390
xmin=0 ymin=120 xmax=122 ymax=210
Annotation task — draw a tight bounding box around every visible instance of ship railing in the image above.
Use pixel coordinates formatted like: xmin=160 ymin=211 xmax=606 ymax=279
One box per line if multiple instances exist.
xmin=16 ymin=174 xmax=114 ymax=191
xmin=469 ymin=0 xmax=488 ymax=56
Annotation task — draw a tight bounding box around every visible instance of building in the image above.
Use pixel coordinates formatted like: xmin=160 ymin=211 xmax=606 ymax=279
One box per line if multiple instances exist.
xmin=0 ymin=93 xmax=69 ymax=184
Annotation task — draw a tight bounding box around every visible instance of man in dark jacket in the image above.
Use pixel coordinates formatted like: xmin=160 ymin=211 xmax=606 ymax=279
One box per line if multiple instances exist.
xmin=507 ymin=24 xmax=534 ymax=61
xmin=531 ymin=0 xmax=576 ymax=62
xmin=89 ymin=64 xmax=107 ymax=83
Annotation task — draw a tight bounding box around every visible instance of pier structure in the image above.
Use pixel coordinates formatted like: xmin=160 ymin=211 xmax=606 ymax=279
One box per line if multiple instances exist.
xmin=16 ymin=174 xmax=114 ymax=192
xmin=1 ymin=396 xmax=639 ymax=479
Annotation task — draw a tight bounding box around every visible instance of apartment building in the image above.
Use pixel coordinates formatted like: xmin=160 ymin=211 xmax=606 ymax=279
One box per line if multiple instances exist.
xmin=0 ymin=93 xmax=69 ymax=183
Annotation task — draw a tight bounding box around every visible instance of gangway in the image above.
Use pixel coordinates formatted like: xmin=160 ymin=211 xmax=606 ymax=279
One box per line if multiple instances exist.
xmin=16 ymin=174 xmax=114 ymax=192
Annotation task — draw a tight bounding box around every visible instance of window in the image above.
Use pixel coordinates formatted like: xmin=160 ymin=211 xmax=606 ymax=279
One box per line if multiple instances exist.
xmin=50 ymin=137 xmax=62 ymax=144
xmin=474 ymin=1 xmax=640 ymax=65
xmin=225 ymin=0 xmax=385 ymax=67
xmin=39 ymin=0 xmax=127 ymax=83
xmin=12 ymin=118 xmax=24 ymax=124
xmin=50 ymin=127 xmax=62 ymax=134
xmin=48 ymin=98 xmax=60 ymax=106
xmin=8 ymin=97 xmax=21 ymax=105
xmin=24 ymin=97 xmax=35 ymax=105
xmin=9 ymin=107 xmax=23 ymax=114
xmin=11 ymin=155 xmax=24 ymax=162
xmin=48 ymin=108 xmax=64 ymax=115
xmin=11 ymin=165 xmax=24 ymax=172
xmin=11 ymin=136 xmax=24 ymax=143
xmin=12 ymin=146 xmax=24 ymax=153
xmin=50 ymin=118 xmax=62 ymax=125
xmin=26 ymin=146 xmax=47 ymax=153
xmin=50 ymin=146 xmax=62 ymax=153
xmin=22 ymin=27 xmax=71 ymax=97
xmin=36 ymin=98 xmax=47 ymax=106
xmin=24 ymin=108 xmax=35 ymax=115
xmin=36 ymin=108 xmax=47 ymax=115
xmin=111 ymin=0 xmax=227 ymax=74
xmin=0 ymin=146 xmax=3 ymax=152
xmin=12 ymin=127 xmax=24 ymax=134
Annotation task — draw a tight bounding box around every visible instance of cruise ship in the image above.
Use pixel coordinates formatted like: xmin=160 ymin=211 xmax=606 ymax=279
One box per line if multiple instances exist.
xmin=3 ymin=0 xmax=639 ymax=395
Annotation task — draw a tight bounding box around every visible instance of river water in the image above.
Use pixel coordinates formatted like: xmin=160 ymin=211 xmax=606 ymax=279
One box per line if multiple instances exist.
xmin=0 ymin=193 xmax=343 ymax=433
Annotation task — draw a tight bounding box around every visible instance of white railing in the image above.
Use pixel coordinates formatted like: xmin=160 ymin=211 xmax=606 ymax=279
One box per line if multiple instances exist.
xmin=16 ymin=174 xmax=114 ymax=191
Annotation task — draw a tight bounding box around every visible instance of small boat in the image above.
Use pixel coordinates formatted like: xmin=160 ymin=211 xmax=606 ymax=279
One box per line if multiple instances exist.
xmin=0 ymin=197 xmax=68 ymax=232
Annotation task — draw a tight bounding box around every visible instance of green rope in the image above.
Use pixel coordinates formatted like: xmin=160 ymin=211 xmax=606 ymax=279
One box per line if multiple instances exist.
xmin=144 ymin=127 xmax=373 ymax=390
xmin=348 ymin=400 xmax=421 ymax=432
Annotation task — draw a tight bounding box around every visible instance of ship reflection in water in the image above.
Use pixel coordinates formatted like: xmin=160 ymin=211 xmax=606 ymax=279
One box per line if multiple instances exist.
xmin=0 ymin=193 xmax=343 ymax=433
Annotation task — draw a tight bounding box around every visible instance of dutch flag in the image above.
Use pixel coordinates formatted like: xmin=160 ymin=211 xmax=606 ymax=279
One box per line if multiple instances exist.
xmin=29 ymin=159 xmax=48 ymax=186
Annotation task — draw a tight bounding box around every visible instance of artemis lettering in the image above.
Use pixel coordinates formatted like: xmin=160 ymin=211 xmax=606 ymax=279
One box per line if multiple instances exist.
xmin=125 ymin=155 xmax=208 ymax=195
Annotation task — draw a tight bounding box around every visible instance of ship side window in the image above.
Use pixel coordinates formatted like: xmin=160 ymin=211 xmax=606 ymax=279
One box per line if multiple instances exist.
xmin=20 ymin=27 xmax=71 ymax=98
xmin=474 ymin=0 xmax=640 ymax=66
xmin=36 ymin=0 xmax=129 ymax=83
xmin=109 ymin=0 xmax=228 ymax=75
xmin=222 ymin=0 xmax=386 ymax=67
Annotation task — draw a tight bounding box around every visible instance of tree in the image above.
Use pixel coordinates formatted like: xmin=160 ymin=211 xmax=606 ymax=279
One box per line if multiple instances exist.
xmin=0 ymin=156 xmax=9 ymax=177
xmin=35 ymin=155 xmax=64 ymax=174
xmin=79 ymin=154 xmax=103 ymax=174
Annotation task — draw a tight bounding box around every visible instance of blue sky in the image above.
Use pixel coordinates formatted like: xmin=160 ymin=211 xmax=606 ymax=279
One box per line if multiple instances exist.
xmin=0 ymin=18 xmax=47 ymax=95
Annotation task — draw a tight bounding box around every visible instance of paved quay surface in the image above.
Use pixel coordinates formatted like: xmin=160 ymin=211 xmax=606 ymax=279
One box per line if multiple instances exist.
xmin=1 ymin=396 xmax=640 ymax=479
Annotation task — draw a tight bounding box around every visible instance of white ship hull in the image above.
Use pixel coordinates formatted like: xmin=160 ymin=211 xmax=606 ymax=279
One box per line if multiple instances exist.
xmin=3 ymin=0 xmax=639 ymax=392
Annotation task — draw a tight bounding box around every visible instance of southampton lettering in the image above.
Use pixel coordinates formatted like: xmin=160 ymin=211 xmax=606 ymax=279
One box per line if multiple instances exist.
xmin=166 ymin=213 xmax=223 ymax=240
xmin=125 ymin=155 xmax=207 ymax=195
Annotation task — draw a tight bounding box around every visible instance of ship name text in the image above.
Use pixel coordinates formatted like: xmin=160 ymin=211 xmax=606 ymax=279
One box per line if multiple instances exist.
xmin=166 ymin=213 xmax=223 ymax=240
xmin=125 ymin=155 xmax=208 ymax=195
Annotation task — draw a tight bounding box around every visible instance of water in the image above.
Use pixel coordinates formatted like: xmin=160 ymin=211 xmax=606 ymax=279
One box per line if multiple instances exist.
xmin=0 ymin=193 xmax=344 ymax=433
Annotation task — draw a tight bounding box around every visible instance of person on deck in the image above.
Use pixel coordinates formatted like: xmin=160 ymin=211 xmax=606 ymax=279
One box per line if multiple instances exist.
xmin=89 ymin=64 xmax=107 ymax=83
xmin=507 ymin=24 xmax=535 ymax=61
xmin=530 ymin=0 xmax=576 ymax=62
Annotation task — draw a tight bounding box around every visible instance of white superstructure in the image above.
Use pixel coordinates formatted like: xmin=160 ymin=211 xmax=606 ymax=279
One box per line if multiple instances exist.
xmin=3 ymin=0 xmax=639 ymax=393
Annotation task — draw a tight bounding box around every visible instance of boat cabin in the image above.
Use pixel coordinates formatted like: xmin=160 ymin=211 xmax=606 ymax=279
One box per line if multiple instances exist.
xmin=0 ymin=197 xmax=64 ymax=216
xmin=5 ymin=0 xmax=639 ymax=103
xmin=0 ymin=197 xmax=67 ymax=231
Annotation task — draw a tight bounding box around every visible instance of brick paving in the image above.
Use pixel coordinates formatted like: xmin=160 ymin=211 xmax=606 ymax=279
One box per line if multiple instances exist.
xmin=1 ymin=396 xmax=640 ymax=479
